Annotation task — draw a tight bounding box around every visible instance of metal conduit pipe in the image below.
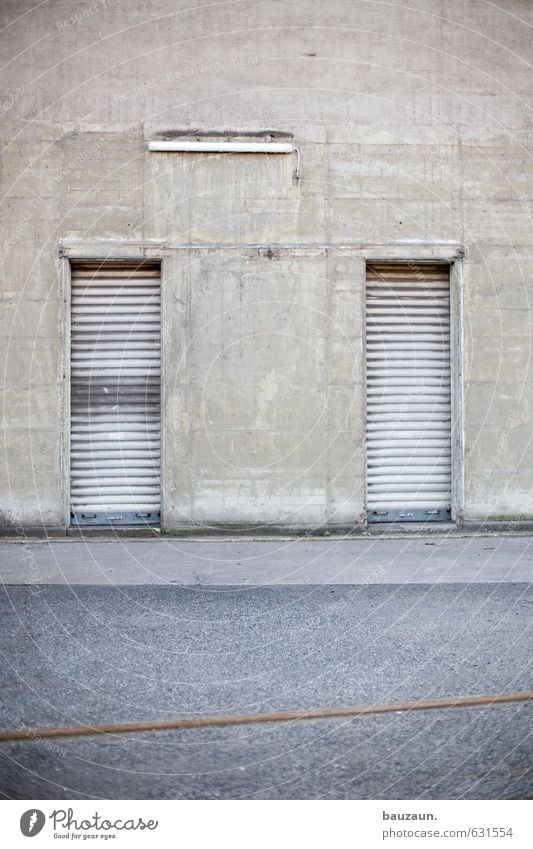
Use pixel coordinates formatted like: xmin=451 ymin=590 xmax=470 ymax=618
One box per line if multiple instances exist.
xmin=148 ymin=140 xmax=301 ymax=179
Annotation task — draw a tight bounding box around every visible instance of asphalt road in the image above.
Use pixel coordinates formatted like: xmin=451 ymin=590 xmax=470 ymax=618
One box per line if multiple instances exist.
xmin=0 ymin=584 xmax=531 ymax=799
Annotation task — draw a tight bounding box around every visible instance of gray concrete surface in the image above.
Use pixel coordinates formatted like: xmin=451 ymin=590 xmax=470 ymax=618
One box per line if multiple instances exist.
xmin=0 ymin=583 xmax=531 ymax=799
xmin=2 ymin=1 xmax=533 ymax=531
xmin=0 ymin=536 xmax=531 ymax=585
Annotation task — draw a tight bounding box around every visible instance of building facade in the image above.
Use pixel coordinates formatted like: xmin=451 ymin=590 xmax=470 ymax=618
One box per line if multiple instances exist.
xmin=1 ymin=0 xmax=532 ymax=533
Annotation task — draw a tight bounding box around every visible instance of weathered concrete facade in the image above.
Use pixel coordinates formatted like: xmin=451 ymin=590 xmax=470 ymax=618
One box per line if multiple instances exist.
xmin=1 ymin=0 xmax=532 ymax=532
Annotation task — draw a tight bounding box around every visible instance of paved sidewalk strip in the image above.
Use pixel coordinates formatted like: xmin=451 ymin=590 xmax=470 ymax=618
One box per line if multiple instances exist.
xmin=0 ymin=536 xmax=531 ymax=584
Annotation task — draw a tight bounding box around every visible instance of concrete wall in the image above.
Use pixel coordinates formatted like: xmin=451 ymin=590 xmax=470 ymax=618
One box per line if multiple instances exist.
xmin=1 ymin=0 xmax=532 ymax=530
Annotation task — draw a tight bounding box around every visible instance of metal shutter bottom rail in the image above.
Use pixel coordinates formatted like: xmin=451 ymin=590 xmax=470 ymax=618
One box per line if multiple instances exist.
xmin=70 ymin=263 xmax=161 ymax=526
xmin=365 ymin=264 xmax=452 ymax=523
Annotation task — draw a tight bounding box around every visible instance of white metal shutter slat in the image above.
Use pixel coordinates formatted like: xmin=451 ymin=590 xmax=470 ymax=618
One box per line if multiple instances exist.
xmin=369 ymin=499 xmax=451 ymax=505
xmin=71 ymin=453 xmax=161 ymax=461
xmin=70 ymin=500 xmax=160 ymax=510
xmin=70 ymin=264 xmax=161 ymax=522
xmin=71 ymin=413 xmax=159 ymax=421
xmin=369 ymin=414 xmax=450 ymax=422
xmin=71 ymin=264 xmax=160 ymax=276
xmin=367 ymin=293 xmax=449 ymax=300
xmin=368 ymin=441 xmax=450 ymax=451
xmin=72 ymin=369 xmax=160 ymax=378
xmin=367 ymin=448 xmax=450 ymax=457
xmin=367 ymin=353 xmax=449 ymax=361
xmin=367 ymin=377 xmax=449 ymax=386
xmin=368 ymin=362 xmax=450 ymax=370
xmin=368 ymin=463 xmax=450 ymax=472
xmin=366 ymin=264 xmax=451 ymax=518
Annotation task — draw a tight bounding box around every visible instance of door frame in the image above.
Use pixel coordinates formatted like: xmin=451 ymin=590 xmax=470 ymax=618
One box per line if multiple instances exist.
xmin=60 ymin=254 xmax=164 ymax=530
xmin=362 ymin=254 xmax=464 ymax=527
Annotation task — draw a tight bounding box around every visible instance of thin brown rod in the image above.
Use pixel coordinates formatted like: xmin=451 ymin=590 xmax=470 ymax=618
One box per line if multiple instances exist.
xmin=0 ymin=692 xmax=530 ymax=742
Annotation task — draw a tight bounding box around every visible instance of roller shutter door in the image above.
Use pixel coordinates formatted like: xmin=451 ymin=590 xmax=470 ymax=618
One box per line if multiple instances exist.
xmin=365 ymin=263 xmax=451 ymax=523
xmin=70 ymin=263 xmax=161 ymax=526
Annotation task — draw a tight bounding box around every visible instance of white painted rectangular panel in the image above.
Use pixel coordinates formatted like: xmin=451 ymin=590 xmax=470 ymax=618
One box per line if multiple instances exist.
xmin=365 ymin=264 xmax=451 ymax=522
xmin=70 ymin=263 xmax=161 ymax=526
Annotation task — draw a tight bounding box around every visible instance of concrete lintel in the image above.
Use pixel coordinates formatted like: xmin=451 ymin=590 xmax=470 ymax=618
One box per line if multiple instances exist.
xmin=58 ymin=241 xmax=465 ymax=260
